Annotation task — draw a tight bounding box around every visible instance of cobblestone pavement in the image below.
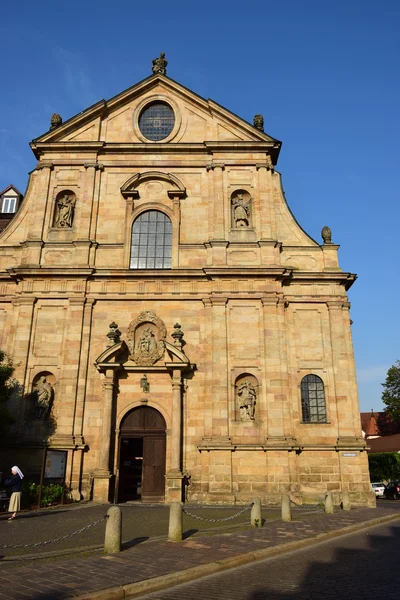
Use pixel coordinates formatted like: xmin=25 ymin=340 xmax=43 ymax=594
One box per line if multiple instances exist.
xmin=0 ymin=503 xmax=275 ymax=557
xmin=140 ymin=518 xmax=400 ymax=599
xmin=0 ymin=502 xmax=398 ymax=599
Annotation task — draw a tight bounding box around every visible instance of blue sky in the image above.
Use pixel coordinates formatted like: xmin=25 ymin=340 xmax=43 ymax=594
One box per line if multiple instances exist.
xmin=1 ymin=0 xmax=399 ymax=412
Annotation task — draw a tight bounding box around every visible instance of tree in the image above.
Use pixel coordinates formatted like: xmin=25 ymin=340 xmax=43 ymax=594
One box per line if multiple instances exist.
xmin=382 ymin=360 xmax=400 ymax=420
xmin=0 ymin=350 xmax=17 ymax=435
xmin=368 ymin=453 xmax=400 ymax=483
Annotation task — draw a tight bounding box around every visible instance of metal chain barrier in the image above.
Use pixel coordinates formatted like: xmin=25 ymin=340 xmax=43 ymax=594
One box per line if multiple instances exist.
xmin=182 ymin=503 xmax=253 ymax=523
xmin=0 ymin=515 xmax=107 ymax=549
xmin=289 ymin=497 xmax=324 ymax=511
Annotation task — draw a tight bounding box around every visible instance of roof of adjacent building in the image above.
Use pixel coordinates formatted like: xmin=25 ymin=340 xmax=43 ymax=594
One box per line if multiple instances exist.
xmin=0 ymin=184 xmax=23 ymax=197
xmin=361 ymin=411 xmax=400 ymax=438
xmin=367 ymin=433 xmax=400 ymax=453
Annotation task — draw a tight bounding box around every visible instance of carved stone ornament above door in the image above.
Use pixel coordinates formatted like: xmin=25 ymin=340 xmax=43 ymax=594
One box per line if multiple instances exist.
xmin=127 ymin=311 xmax=167 ymax=366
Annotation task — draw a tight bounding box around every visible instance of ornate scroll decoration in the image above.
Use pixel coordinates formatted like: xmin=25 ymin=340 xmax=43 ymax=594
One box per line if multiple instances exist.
xmin=127 ymin=311 xmax=167 ymax=366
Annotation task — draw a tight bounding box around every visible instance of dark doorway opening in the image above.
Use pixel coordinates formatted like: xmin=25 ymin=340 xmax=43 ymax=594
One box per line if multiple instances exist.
xmin=117 ymin=406 xmax=166 ymax=503
xmin=119 ymin=437 xmax=144 ymax=502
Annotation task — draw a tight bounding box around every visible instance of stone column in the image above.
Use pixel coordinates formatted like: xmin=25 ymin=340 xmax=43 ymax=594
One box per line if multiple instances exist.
xmin=166 ymin=368 xmax=183 ymax=502
xmin=93 ymin=368 xmax=115 ymax=503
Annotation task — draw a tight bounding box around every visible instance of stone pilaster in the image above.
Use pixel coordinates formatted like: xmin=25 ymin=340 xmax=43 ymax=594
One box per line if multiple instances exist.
xmin=26 ymin=163 xmax=53 ymax=265
xmin=10 ymin=297 xmax=37 ymax=437
xmin=166 ymin=368 xmax=184 ymax=502
xmin=210 ymin=296 xmax=229 ymax=439
xmin=262 ymin=295 xmax=285 ymax=437
xmin=73 ymin=299 xmax=96 ymax=446
xmin=52 ymin=297 xmax=86 ymax=447
xmin=327 ymin=301 xmax=359 ymax=438
xmin=207 ymin=163 xmax=227 ymax=265
xmin=256 ymin=162 xmax=275 ymax=240
xmin=93 ymin=368 xmax=115 ymax=503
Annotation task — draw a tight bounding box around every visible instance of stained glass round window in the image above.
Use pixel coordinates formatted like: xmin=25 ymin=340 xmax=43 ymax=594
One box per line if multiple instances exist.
xmin=138 ymin=101 xmax=175 ymax=141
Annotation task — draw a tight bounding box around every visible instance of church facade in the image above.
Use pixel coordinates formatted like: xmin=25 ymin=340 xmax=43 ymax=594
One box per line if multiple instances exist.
xmin=0 ymin=56 xmax=373 ymax=506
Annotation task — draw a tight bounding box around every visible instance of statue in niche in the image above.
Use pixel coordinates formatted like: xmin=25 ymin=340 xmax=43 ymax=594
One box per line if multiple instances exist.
xmin=33 ymin=376 xmax=54 ymax=419
xmin=55 ymin=194 xmax=76 ymax=228
xmin=152 ymin=52 xmax=168 ymax=75
xmin=138 ymin=327 xmax=157 ymax=356
xmin=237 ymin=379 xmax=257 ymax=421
xmin=232 ymin=193 xmax=251 ymax=228
xmin=127 ymin=311 xmax=167 ymax=366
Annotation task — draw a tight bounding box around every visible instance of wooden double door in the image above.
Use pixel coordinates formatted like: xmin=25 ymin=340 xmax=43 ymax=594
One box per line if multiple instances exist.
xmin=118 ymin=406 xmax=166 ymax=503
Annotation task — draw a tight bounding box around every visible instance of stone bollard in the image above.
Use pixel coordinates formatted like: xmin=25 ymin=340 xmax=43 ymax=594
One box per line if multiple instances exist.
xmin=251 ymin=497 xmax=262 ymax=528
xmin=104 ymin=506 xmax=122 ymax=554
xmin=281 ymin=494 xmax=292 ymax=522
xmin=324 ymin=491 xmax=334 ymax=514
xmin=342 ymin=490 xmax=351 ymax=511
xmin=168 ymin=502 xmax=183 ymax=543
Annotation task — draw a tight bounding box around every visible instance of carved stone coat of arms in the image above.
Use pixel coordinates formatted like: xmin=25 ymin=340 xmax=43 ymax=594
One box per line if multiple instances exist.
xmin=127 ymin=311 xmax=167 ymax=366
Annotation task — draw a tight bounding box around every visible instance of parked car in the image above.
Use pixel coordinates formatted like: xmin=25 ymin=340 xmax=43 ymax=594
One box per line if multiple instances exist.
xmin=383 ymin=481 xmax=400 ymax=500
xmin=370 ymin=482 xmax=386 ymax=498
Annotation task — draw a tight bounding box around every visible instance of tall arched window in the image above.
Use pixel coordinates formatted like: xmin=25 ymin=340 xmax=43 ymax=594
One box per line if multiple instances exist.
xmin=130 ymin=210 xmax=172 ymax=269
xmin=301 ymin=374 xmax=327 ymax=423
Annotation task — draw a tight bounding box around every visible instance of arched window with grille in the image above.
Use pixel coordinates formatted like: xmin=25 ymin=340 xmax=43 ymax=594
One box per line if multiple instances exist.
xmin=301 ymin=374 xmax=327 ymax=423
xmin=130 ymin=210 xmax=172 ymax=269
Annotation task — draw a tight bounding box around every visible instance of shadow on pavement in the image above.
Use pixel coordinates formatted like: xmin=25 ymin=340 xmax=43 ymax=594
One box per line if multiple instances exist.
xmin=122 ymin=535 xmax=149 ymax=550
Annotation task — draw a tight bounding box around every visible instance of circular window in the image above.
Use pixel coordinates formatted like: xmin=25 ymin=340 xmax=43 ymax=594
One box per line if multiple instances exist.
xmin=138 ymin=101 xmax=175 ymax=141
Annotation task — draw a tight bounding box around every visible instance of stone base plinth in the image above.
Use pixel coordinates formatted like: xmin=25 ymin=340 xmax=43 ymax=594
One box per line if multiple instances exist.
xmin=92 ymin=470 xmax=112 ymax=503
xmin=165 ymin=470 xmax=183 ymax=503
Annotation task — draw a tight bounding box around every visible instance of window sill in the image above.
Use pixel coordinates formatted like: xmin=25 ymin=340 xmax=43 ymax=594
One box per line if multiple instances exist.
xmin=300 ymin=421 xmax=330 ymax=425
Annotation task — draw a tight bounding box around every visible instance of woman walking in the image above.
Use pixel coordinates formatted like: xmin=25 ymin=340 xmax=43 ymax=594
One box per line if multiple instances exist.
xmin=5 ymin=466 xmax=23 ymax=520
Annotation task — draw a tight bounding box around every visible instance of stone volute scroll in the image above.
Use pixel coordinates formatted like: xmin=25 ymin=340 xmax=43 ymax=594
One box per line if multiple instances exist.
xmin=54 ymin=190 xmax=76 ymax=228
xmin=127 ymin=311 xmax=167 ymax=366
xmin=231 ymin=190 xmax=252 ymax=229
xmin=236 ymin=374 xmax=258 ymax=421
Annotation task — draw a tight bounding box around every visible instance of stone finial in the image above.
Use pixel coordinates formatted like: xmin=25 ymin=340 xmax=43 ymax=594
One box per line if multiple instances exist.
xmin=171 ymin=323 xmax=184 ymax=348
xmin=321 ymin=225 xmax=332 ymax=245
xmin=253 ymin=114 xmax=264 ymax=132
xmin=50 ymin=113 xmax=62 ymax=131
xmin=107 ymin=322 xmax=121 ymax=346
xmin=152 ymin=52 xmax=168 ymax=75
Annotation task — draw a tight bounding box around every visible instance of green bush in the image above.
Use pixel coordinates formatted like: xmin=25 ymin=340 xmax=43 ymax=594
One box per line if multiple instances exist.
xmin=22 ymin=481 xmax=70 ymax=508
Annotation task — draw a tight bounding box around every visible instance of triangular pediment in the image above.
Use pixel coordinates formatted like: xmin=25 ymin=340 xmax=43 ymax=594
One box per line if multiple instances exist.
xmin=30 ymin=74 xmax=281 ymax=161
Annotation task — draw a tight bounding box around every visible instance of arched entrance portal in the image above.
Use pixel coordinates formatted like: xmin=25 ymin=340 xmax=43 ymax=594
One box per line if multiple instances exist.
xmin=118 ymin=406 xmax=166 ymax=503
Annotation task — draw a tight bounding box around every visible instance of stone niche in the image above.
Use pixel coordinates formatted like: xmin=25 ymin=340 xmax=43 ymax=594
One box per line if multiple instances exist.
xmin=235 ymin=373 xmax=258 ymax=421
xmin=229 ymin=189 xmax=256 ymax=242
